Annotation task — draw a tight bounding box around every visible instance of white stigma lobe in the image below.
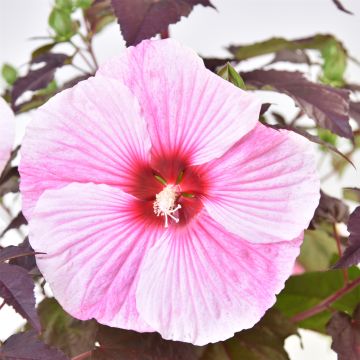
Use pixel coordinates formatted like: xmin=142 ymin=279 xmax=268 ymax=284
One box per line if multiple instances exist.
xmin=153 ymin=185 xmax=181 ymax=228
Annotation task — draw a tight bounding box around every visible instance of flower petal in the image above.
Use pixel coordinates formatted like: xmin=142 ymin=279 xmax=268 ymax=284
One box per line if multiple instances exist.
xmin=136 ymin=210 xmax=302 ymax=345
xmin=20 ymin=76 xmax=152 ymax=219
xmin=0 ymin=97 xmax=15 ymax=175
xmin=29 ymin=182 xmax=164 ymax=332
xmin=198 ymin=123 xmax=320 ymax=243
xmin=98 ymin=39 xmax=261 ymax=165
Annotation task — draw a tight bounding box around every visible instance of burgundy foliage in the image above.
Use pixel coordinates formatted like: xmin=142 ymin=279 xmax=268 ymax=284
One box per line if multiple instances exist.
xmin=0 ymin=331 xmax=69 ymax=360
xmin=11 ymin=53 xmax=68 ymax=109
xmin=334 ymin=205 xmax=360 ymax=269
xmin=327 ymin=305 xmax=360 ymax=360
xmin=110 ymin=0 xmax=215 ymax=45
xmin=0 ymin=263 xmax=40 ymax=332
xmin=242 ymin=70 xmax=352 ymax=138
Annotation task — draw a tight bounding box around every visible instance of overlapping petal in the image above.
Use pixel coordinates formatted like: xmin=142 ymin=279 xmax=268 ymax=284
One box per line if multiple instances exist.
xmin=0 ymin=97 xmax=15 ymax=175
xmin=198 ymin=123 xmax=320 ymax=243
xmin=136 ymin=210 xmax=302 ymax=345
xmin=20 ymin=76 xmax=152 ymax=219
xmin=98 ymin=39 xmax=261 ymax=165
xmin=29 ymin=182 xmax=164 ymax=331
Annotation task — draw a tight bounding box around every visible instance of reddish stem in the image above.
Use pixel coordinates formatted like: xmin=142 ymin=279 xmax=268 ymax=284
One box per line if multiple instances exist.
xmin=0 ymin=300 xmax=5 ymax=311
xmin=160 ymin=27 xmax=170 ymax=39
xmin=291 ymin=276 xmax=360 ymax=323
xmin=71 ymin=351 xmax=93 ymax=360
xmin=222 ymin=342 xmax=233 ymax=360
xmin=332 ymin=222 xmax=349 ymax=284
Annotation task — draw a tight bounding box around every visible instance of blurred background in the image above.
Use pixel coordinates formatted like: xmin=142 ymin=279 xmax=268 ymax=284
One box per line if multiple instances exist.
xmin=1 ymin=0 xmax=359 ymax=358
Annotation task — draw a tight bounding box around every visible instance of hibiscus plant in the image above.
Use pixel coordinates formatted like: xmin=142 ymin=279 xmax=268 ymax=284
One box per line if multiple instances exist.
xmin=0 ymin=0 xmax=360 ymax=359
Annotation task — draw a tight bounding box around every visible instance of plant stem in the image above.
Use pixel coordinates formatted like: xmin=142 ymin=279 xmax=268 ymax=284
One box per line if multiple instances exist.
xmin=222 ymin=342 xmax=233 ymax=360
xmin=291 ymin=276 xmax=360 ymax=323
xmin=0 ymin=300 xmax=5 ymax=311
xmin=69 ymin=40 xmax=96 ymax=73
xmin=71 ymin=350 xmax=93 ymax=360
xmin=333 ymin=222 xmax=349 ymax=284
xmin=83 ymin=17 xmax=99 ymax=70
xmin=160 ymin=27 xmax=170 ymax=39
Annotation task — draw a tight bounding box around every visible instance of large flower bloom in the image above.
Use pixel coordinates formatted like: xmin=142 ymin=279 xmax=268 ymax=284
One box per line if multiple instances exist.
xmin=0 ymin=97 xmax=15 ymax=175
xmin=20 ymin=39 xmax=320 ymax=345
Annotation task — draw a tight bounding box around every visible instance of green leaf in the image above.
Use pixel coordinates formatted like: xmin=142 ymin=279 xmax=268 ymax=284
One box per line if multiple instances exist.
xmin=31 ymin=43 xmax=57 ymax=60
xmin=217 ymin=62 xmax=246 ymax=89
xmin=229 ymin=38 xmax=293 ymax=61
xmin=2 ymin=63 xmax=18 ymax=85
xmin=318 ymin=128 xmax=338 ymax=148
xmin=343 ymin=188 xmax=360 ymax=203
xmin=55 ymin=0 xmax=74 ymax=12
xmin=276 ymin=267 xmax=360 ymax=333
xmin=320 ymin=39 xmax=347 ymax=87
xmin=37 ymin=298 xmax=97 ymax=357
xmin=48 ymin=9 xmax=74 ymax=40
xmin=74 ymin=0 xmax=93 ymax=9
xmin=229 ymin=35 xmax=348 ymax=86
xmin=298 ymin=228 xmax=338 ymax=271
xmin=200 ymin=309 xmax=297 ymax=360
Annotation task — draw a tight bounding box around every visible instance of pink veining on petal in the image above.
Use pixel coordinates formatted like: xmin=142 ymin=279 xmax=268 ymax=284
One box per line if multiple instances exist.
xmin=197 ymin=123 xmax=320 ymax=243
xmin=29 ymin=182 xmax=164 ymax=332
xmin=98 ymin=39 xmax=261 ymax=165
xmin=136 ymin=209 xmax=303 ymax=345
xmin=20 ymin=76 xmax=153 ymax=219
xmin=20 ymin=39 xmax=321 ymax=346
xmin=0 ymin=97 xmax=15 ymax=175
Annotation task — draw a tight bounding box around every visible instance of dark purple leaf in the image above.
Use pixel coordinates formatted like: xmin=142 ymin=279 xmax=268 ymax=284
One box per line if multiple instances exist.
xmin=0 ymin=243 xmax=36 ymax=265
xmin=327 ymin=305 xmax=360 ymax=360
xmin=9 ymin=238 xmax=40 ymax=272
xmin=0 ymin=263 xmax=40 ymax=332
xmin=243 ymin=70 xmax=352 ymax=138
xmin=0 ymin=212 xmax=27 ymax=238
xmin=202 ymin=57 xmax=233 ymax=72
xmin=0 ymin=165 xmax=19 ymax=197
xmin=260 ymin=103 xmax=272 ymax=116
xmin=334 ymin=206 xmax=360 ymax=268
xmin=93 ymin=326 xmax=197 ymax=360
xmin=84 ymin=0 xmax=115 ymax=34
xmin=37 ymin=298 xmax=97 ymax=357
xmin=11 ymin=53 xmax=69 ymax=108
xmin=310 ymin=190 xmax=349 ymax=228
xmin=62 ymin=74 xmax=92 ymax=90
xmin=350 ymin=102 xmax=360 ymax=126
xmin=267 ymin=123 xmax=354 ymax=166
xmin=0 ymin=176 xmax=19 ymax=197
xmin=270 ymin=49 xmax=311 ymax=64
xmin=0 ymin=331 xmax=69 ymax=360
xmin=331 ymin=0 xmax=353 ymax=14
xmin=110 ymin=0 xmax=215 ymax=46
xmin=346 ymin=83 xmax=360 ymax=92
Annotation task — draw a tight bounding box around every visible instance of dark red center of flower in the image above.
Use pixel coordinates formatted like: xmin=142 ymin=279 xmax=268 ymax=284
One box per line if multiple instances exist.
xmin=128 ymin=153 xmax=207 ymax=228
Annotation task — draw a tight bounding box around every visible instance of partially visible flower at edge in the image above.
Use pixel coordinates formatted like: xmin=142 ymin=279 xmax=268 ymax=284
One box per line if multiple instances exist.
xmin=0 ymin=97 xmax=15 ymax=176
xmin=19 ymin=39 xmax=320 ymax=345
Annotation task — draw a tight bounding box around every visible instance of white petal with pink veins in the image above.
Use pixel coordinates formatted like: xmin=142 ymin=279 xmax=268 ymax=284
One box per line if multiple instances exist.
xmin=98 ymin=39 xmax=261 ymax=165
xmin=198 ymin=123 xmax=320 ymax=243
xmin=29 ymin=182 xmax=164 ymax=332
xmin=20 ymin=76 xmax=152 ymax=219
xmin=136 ymin=209 xmax=302 ymax=345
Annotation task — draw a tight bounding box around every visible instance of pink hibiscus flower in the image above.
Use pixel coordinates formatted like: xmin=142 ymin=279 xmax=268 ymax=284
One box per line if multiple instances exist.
xmin=0 ymin=97 xmax=15 ymax=175
xmin=20 ymin=39 xmax=320 ymax=345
